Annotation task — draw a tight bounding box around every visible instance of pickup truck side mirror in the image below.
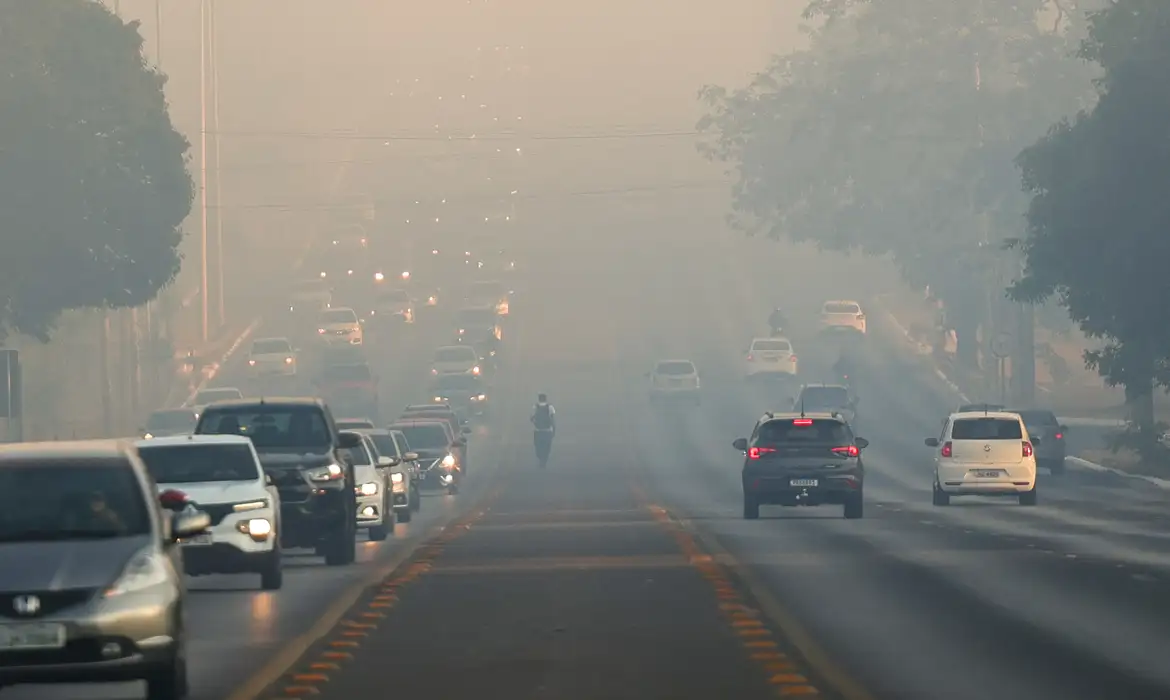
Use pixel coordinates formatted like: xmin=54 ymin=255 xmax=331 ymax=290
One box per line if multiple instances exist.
xmin=732 ymin=437 xmax=748 ymax=452
xmin=1031 ymin=436 xmax=1042 ymax=445
xmin=264 ymin=473 xmax=273 ymax=485
xmin=338 ymin=432 xmax=362 ymax=449
xmin=924 ymin=437 xmax=939 ymax=447
xmin=855 ymin=437 xmax=870 ymax=449
xmin=1059 ymin=424 xmax=1068 ymax=432
xmin=403 ymin=452 xmax=419 ymax=462
xmin=377 ymin=456 xmax=400 ymax=467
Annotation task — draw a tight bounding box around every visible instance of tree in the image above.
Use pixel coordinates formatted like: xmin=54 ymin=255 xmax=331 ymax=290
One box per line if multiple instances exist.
xmin=1010 ymin=0 xmax=1170 ymax=433
xmin=0 ymin=0 xmax=192 ymax=341
xmin=698 ymin=0 xmax=1100 ymax=367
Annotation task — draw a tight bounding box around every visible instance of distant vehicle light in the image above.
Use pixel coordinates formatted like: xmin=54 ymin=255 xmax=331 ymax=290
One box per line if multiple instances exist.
xmin=374 ymin=272 xmax=385 ymax=281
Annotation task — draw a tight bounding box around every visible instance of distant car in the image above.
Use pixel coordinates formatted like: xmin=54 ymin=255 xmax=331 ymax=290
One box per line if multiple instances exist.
xmin=733 ymin=413 xmax=867 ymax=519
xmin=339 ymin=431 xmax=394 ymax=541
xmin=745 ymin=337 xmax=798 ymax=380
xmin=247 ymin=337 xmax=297 ymax=378
xmin=463 ymin=280 xmax=510 ymax=315
xmin=189 ymin=386 xmax=244 ymax=411
xmin=818 ymin=300 xmax=867 ymax=336
xmin=290 ymin=278 xmax=332 ymax=314
xmin=136 ymin=434 xmax=283 ymax=590
xmin=429 ymin=373 xmax=490 ymax=417
xmin=388 ymin=419 xmax=461 ymax=494
xmin=316 ymin=307 xmax=363 ymax=346
xmin=926 ymin=411 xmax=1038 ymax=506
xmin=314 ymin=363 xmax=379 ymax=420
xmin=141 ymin=407 xmax=199 ymax=438
xmin=357 ymin=428 xmax=421 ymax=520
xmin=647 ymin=359 xmax=701 ymax=404
xmin=430 ymin=345 xmax=481 ymax=377
xmin=793 ymin=383 xmax=856 ymax=426
xmin=0 ymin=440 xmax=210 ymax=697
xmin=1007 ymin=408 xmax=1067 ymax=475
xmin=372 ymin=287 xmax=414 ymax=324
xmin=455 ymin=307 xmax=503 ymax=345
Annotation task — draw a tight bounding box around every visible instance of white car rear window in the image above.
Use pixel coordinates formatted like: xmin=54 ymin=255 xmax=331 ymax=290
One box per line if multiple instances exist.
xmin=952 ymin=418 xmax=1023 ymax=440
xmin=752 ymin=340 xmax=791 ymax=353
xmin=824 ymin=302 xmax=861 ymax=314
xmin=655 ymin=361 xmax=696 ymax=375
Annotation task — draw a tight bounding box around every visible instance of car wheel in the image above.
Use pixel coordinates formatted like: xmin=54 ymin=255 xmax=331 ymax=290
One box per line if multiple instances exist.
xmin=1019 ymin=487 xmax=1038 ymax=506
xmin=742 ymin=495 xmax=760 ymax=520
xmin=324 ymin=519 xmax=356 ymax=566
xmin=447 ymin=482 xmax=459 ymax=495
xmin=397 ymin=501 xmax=412 ymax=523
xmin=259 ymin=547 xmax=283 ymax=591
xmin=931 ymin=484 xmax=950 ymax=506
xmin=1047 ymin=458 xmax=1065 ymax=476
xmin=144 ymin=633 xmax=188 ymax=700
xmin=843 ymin=493 xmax=864 ymax=519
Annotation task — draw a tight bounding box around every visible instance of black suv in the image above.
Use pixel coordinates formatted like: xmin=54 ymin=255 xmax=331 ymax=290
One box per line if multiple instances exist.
xmin=733 ymin=412 xmax=868 ymax=520
xmin=194 ymin=397 xmax=361 ymax=565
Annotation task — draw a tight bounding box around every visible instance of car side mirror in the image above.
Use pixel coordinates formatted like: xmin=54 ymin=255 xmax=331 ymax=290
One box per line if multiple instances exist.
xmin=1059 ymin=424 xmax=1068 ymax=432
xmin=171 ymin=511 xmax=211 ymax=541
xmin=924 ymin=437 xmax=939 ymax=447
xmin=1030 ymin=436 xmax=1041 ymax=445
xmin=265 ymin=473 xmax=273 ymax=485
xmin=732 ymin=437 xmax=748 ymax=452
xmin=338 ymin=432 xmax=362 ymax=449
xmin=378 ymin=456 xmax=400 ymax=467
xmin=855 ymin=437 xmax=869 ymax=449
xmin=404 ymin=452 xmax=419 ymax=462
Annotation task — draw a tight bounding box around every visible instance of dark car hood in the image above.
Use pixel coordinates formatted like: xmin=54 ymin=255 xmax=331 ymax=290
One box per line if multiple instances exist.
xmin=0 ymin=536 xmax=149 ymax=592
xmin=256 ymin=450 xmax=334 ymax=469
xmin=411 ymin=448 xmax=449 ymax=460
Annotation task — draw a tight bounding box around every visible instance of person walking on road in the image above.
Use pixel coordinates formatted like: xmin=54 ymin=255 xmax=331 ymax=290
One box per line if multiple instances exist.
xmin=531 ymin=393 xmax=556 ymax=468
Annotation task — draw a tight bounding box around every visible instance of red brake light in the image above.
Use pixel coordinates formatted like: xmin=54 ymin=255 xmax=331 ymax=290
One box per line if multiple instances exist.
xmin=793 ymin=418 xmax=813 ymax=426
xmin=746 ymin=354 xmax=753 ymax=361
xmin=1054 ymin=433 xmax=1063 ymax=440
xmin=1022 ymin=442 xmax=1033 ymax=458
xmin=940 ymin=441 xmax=953 ymax=458
xmin=832 ymin=445 xmax=859 ymax=458
xmin=748 ymin=447 xmax=776 ymax=460
xmin=790 ymin=355 xmax=798 ymax=362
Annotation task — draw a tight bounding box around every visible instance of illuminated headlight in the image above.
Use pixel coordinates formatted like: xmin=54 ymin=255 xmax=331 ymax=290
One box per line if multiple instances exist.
xmin=285 ymin=356 xmax=294 ymax=364
xmin=358 ymin=482 xmax=379 ymax=496
xmin=318 ymin=328 xmax=326 ymax=334
xmin=471 ymin=366 xmax=480 ymax=375
xmin=374 ymin=272 xmax=385 ymax=281
xmin=308 ymin=464 xmax=344 ymax=481
xmin=347 ymin=269 xmax=354 ymax=276
xmin=458 ymin=328 xmax=465 ymax=335
xmin=401 ymin=271 xmax=410 ymax=280
xmin=319 ymin=271 xmax=327 ymax=278
xmin=427 ymin=296 xmax=437 ymax=305
xmin=470 ymin=394 xmax=486 ymax=401
xmin=233 ymin=499 xmax=268 ymax=512
xmin=236 ymin=518 xmax=272 ymax=540
xmin=434 ymin=396 xmax=445 ymax=402
xmin=143 ymin=433 xmax=154 ymax=440
xmin=441 ymin=454 xmax=456 ymax=468
xmin=431 ymin=368 xmax=438 ymax=375
xmin=390 ymin=472 xmax=404 ymax=484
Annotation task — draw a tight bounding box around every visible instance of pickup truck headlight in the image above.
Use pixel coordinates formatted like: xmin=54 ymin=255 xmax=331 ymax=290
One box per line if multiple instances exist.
xmin=358 ymin=482 xmax=379 ymax=496
xmin=308 ymin=464 xmax=344 ymax=482
xmin=441 ymin=454 xmax=456 ymax=468
xmin=390 ymin=472 xmax=404 ymax=484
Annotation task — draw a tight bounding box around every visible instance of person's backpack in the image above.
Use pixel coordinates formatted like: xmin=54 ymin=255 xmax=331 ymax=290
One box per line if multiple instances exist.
xmin=533 ymin=404 xmax=553 ymax=431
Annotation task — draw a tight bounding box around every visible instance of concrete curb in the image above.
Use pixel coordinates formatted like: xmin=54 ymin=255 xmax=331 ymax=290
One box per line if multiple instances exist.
xmin=1065 ymin=456 xmax=1170 ymax=490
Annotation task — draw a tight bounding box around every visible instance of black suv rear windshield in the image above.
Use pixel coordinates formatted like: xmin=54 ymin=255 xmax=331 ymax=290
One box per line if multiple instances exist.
xmin=0 ymin=460 xmax=150 ymax=541
xmin=757 ymin=419 xmax=852 ymax=444
xmin=197 ymin=406 xmax=332 ymax=449
xmin=952 ymin=417 xmax=1023 ymax=440
xmin=138 ymin=444 xmax=259 ymax=483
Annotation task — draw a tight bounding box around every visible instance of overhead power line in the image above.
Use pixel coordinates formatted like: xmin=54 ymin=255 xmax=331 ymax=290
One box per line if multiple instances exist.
xmin=208 ymin=129 xmax=700 ymax=142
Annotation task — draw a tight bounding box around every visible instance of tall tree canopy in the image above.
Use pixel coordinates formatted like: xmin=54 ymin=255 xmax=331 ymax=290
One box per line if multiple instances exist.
xmin=0 ymin=0 xmax=192 ymax=341
xmin=1010 ymin=0 xmax=1170 ymax=430
xmin=698 ymin=0 xmax=1101 ymax=365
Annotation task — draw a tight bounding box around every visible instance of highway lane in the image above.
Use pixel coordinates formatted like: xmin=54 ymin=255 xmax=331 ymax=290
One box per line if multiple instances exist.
xmin=626 ymin=229 xmax=1170 ymax=698
xmin=9 ymin=294 xmax=520 ymax=700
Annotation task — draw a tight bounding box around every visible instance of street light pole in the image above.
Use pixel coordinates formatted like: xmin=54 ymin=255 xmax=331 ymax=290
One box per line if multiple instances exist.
xmin=199 ymin=0 xmax=209 ymax=343
xmin=210 ymin=0 xmax=226 ymax=328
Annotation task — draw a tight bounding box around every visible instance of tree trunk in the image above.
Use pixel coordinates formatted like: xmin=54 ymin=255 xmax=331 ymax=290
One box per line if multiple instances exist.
xmin=1125 ymin=377 xmax=1155 ymax=430
xmin=950 ymin=296 xmax=982 ymax=370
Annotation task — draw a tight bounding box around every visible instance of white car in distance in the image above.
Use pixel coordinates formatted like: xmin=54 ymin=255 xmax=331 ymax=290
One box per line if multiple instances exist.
xmin=647 ymin=359 xmax=701 ymax=404
xmin=745 ymin=337 xmax=798 ymax=380
xmin=819 ymin=300 xmax=867 ymax=336
xmin=135 ymin=434 xmax=283 ymax=590
xmin=317 ymin=307 xmax=364 ymax=346
xmin=373 ymin=287 xmax=414 ymax=323
xmin=341 ymin=431 xmax=394 ymax=540
xmin=247 ymin=337 xmax=297 ymax=377
xmin=430 ymin=345 xmax=481 ymax=376
xmin=926 ymin=411 xmax=1038 ymax=506
xmin=290 ymin=278 xmax=332 ymax=313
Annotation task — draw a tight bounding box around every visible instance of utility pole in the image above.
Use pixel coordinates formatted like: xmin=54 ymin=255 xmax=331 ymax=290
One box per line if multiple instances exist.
xmin=210 ymin=0 xmax=226 ymax=328
xmin=199 ymin=0 xmax=210 ymax=343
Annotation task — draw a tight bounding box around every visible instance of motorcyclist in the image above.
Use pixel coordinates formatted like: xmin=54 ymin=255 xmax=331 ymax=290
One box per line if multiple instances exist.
xmin=531 ymin=393 xmax=556 ymax=468
xmin=768 ymin=307 xmax=787 ymax=334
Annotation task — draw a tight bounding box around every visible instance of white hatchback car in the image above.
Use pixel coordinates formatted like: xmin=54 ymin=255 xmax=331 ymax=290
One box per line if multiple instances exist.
xmin=317 ymin=307 xmax=364 ymax=346
xmin=247 ymin=337 xmax=297 ymax=377
xmin=647 ymin=359 xmax=701 ymax=404
xmin=430 ymin=345 xmax=481 ymax=377
xmin=341 ymin=431 xmax=395 ymax=541
xmin=819 ymin=300 xmax=867 ymax=336
xmin=745 ymin=337 xmax=798 ymax=379
xmin=135 ymin=435 xmax=283 ymax=589
xmin=926 ymin=411 xmax=1038 ymax=506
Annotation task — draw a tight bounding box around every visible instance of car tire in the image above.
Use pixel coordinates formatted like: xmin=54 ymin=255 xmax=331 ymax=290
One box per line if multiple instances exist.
xmin=743 ymin=495 xmax=760 ymax=520
xmin=932 ymin=484 xmax=950 ymax=506
xmin=1047 ymin=458 xmax=1065 ymax=476
xmin=397 ymin=502 xmax=412 ymax=523
xmin=324 ymin=520 xmax=356 ymax=566
xmin=447 ymin=482 xmax=459 ymax=495
xmin=1019 ymin=487 xmax=1038 ymax=506
xmin=259 ymin=547 xmax=283 ymax=591
xmin=843 ymin=493 xmax=864 ymax=519
xmin=145 ymin=635 xmax=188 ymax=700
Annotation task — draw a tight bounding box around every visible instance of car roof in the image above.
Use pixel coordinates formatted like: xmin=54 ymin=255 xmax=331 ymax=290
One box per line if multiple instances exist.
xmin=197 ymin=386 xmax=242 ymax=394
xmin=337 ymin=417 xmax=375 ymax=423
xmin=252 ymin=336 xmax=290 ymax=344
xmin=198 ymin=397 xmax=324 ymax=409
xmin=759 ymin=412 xmax=847 ymax=423
xmin=949 ymin=411 xmax=1022 ymax=422
xmin=752 ymin=336 xmax=791 ymax=344
xmin=800 ymin=383 xmax=847 ymax=390
xmin=0 ymin=439 xmax=135 ymax=462
xmin=151 ymin=407 xmax=198 ymax=415
xmin=388 ymin=419 xmax=449 ymax=429
xmin=354 ymin=428 xmax=391 ymax=436
xmin=654 ymin=359 xmax=695 ymax=366
xmin=136 ymin=434 xmax=252 ymax=448
xmin=823 ymin=299 xmax=862 ymax=306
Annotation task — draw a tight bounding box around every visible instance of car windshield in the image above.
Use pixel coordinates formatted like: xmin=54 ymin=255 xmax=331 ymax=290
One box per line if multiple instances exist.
xmin=198 ymin=406 xmax=332 ymax=449
xmin=252 ymin=339 xmax=291 ymax=354
xmin=752 ymin=340 xmax=791 ymax=353
xmin=138 ymin=444 xmax=260 ymax=483
xmin=458 ymin=310 xmax=496 ymax=326
xmin=799 ymin=387 xmax=850 ymax=410
xmin=952 ymin=418 xmax=1023 ymax=440
xmin=0 ymin=461 xmax=150 ymax=541
xmin=339 ymin=439 xmax=372 ymax=465
xmin=655 ymin=361 xmax=695 ymax=376
xmin=145 ymin=410 xmax=198 ymax=432
xmin=432 ymin=375 xmax=483 ymax=392
xmin=394 ymin=424 xmax=449 ymax=449
xmin=321 ymin=309 xmax=357 ymax=324
xmin=379 ymin=289 xmax=410 ymax=302
xmin=322 ymin=364 xmax=372 ymax=382
xmin=435 ymin=347 xmax=475 ymax=362
xmin=366 ymin=433 xmax=398 ymax=458
xmin=824 ymin=302 xmax=861 ymax=314
xmin=194 ymin=388 xmax=242 ymax=405
xmin=757 ymin=419 xmax=852 ymax=444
